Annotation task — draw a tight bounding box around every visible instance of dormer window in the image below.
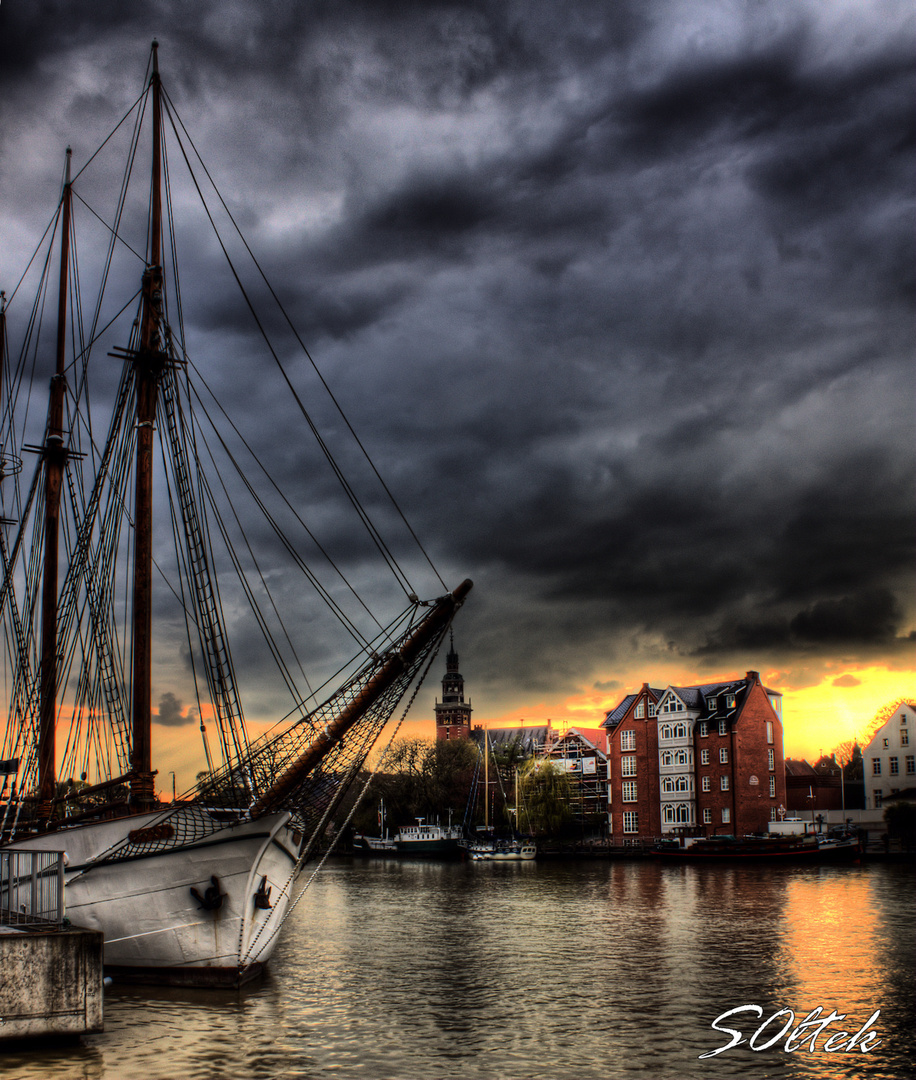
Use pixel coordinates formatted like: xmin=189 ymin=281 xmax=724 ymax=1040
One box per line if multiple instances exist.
xmin=725 ymin=694 xmax=736 ymax=709
xmin=648 ymin=702 xmax=656 ymax=717
xmin=634 ymin=703 xmax=645 ymax=719
xmin=706 ymin=696 xmax=717 ymax=711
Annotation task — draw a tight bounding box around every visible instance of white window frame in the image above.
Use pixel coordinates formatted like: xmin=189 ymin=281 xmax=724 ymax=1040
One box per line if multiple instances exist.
xmin=620 ymin=730 xmax=636 ymax=751
xmin=622 ymin=811 xmax=638 ymax=834
xmin=720 ymin=748 xmax=728 ymax=764
xmin=700 ymin=749 xmax=709 ymax=765
xmin=621 ymin=755 xmax=637 ymax=777
xmin=722 ymin=808 xmax=731 ymax=824
xmin=720 ymin=776 xmax=729 ymax=791
xmin=718 ymin=719 xmax=727 ymax=736
xmin=701 ymin=776 xmax=711 ymax=792
xmin=663 ymin=803 xmax=692 ymax=825
xmin=703 ymin=808 xmax=712 ymax=824
xmin=622 ymin=781 xmax=637 ymax=803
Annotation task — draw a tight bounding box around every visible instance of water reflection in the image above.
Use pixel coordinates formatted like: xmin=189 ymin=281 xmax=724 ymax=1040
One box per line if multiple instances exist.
xmin=2 ymin=859 xmax=912 ymax=1079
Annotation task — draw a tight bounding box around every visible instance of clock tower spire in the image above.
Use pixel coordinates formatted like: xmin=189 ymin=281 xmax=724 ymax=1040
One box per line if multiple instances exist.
xmin=435 ymin=632 xmax=473 ymax=740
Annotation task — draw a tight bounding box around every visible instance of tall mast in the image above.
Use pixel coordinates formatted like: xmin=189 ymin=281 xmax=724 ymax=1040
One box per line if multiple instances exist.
xmin=37 ymin=148 xmax=73 ymax=818
xmin=484 ymin=729 xmax=489 ymax=829
xmin=130 ymin=41 xmax=164 ymax=810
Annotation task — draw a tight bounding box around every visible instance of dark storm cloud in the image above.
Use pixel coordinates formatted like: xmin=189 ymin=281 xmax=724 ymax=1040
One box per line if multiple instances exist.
xmin=154 ymin=692 xmax=197 ymax=728
xmin=1 ymin=1 xmax=913 ymax=718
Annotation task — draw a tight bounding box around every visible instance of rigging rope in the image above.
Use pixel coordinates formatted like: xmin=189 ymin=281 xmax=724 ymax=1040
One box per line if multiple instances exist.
xmin=239 ymin=615 xmax=450 ymax=966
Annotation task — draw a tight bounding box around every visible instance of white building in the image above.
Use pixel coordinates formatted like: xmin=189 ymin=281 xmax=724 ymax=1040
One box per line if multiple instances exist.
xmin=863 ymin=703 xmax=916 ymax=809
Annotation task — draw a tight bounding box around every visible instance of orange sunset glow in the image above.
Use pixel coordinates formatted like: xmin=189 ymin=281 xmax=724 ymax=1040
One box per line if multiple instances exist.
xmin=455 ymin=661 xmax=916 ymax=764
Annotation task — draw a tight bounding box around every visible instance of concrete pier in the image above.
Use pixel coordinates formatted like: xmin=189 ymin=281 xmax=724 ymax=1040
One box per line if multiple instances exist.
xmin=1 ymin=847 xmax=103 ymax=1041
xmin=0 ymin=923 xmax=103 ymax=1040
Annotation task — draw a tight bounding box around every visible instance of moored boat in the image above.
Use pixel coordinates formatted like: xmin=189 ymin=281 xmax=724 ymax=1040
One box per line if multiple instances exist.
xmin=652 ymin=833 xmax=863 ymax=863
xmin=393 ymin=821 xmax=464 ymax=857
xmin=467 ymin=839 xmax=536 ymax=861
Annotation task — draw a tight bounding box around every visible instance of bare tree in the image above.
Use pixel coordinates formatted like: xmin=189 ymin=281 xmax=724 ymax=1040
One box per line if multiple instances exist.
xmin=861 ymin=698 xmax=916 ymax=745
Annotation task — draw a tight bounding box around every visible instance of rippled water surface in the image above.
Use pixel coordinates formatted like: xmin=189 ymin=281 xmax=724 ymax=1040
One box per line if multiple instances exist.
xmin=3 ymin=858 xmax=913 ymax=1079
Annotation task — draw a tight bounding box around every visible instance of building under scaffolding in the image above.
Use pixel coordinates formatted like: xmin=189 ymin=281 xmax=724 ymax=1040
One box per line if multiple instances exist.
xmin=539 ymin=727 xmax=609 ymax=827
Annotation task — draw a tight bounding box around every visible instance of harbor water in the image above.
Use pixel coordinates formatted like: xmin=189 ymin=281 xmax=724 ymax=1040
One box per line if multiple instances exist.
xmin=3 ymin=857 xmax=913 ymax=1080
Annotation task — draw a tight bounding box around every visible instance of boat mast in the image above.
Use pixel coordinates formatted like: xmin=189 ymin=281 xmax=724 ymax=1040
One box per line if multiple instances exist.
xmin=130 ymin=41 xmax=164 ymax=810
xmin=37 ymin=148 xmax=73 ymax=819
xmin=484 ymin=729 xmax=489 ymax=829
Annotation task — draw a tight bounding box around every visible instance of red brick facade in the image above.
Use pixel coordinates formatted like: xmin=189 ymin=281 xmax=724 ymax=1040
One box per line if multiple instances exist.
xmin=605 ymin=671 xmax=786 ymax=843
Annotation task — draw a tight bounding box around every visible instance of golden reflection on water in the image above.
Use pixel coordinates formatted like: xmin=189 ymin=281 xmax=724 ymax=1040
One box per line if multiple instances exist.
xmin=780 ymin=872 xmax=883 ymax=1013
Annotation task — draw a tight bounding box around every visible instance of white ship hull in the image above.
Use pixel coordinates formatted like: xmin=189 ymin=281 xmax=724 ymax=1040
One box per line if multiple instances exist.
xmin=12 ymin=809 xmax=299 ymax=986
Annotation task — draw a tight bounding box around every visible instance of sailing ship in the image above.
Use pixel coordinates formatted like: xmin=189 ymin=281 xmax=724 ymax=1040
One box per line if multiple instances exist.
xmin=0 ymin=43 xmax=470 ymax=986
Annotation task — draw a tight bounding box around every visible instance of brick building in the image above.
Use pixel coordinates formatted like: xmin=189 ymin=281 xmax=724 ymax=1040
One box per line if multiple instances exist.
xmin=784 ymin=757 xmax=846 ymax=813
xmin=434 ymin=635 xmax=473 ymax=741
xmin=603 ymin=671 xmax=786 ymax=842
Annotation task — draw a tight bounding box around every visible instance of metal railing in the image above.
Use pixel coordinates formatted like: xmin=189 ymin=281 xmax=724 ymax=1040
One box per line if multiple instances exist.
xmin=0 ymin=848 xmax=66 ymax=927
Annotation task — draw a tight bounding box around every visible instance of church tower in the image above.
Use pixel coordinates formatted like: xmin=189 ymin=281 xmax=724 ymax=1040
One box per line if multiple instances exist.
xmin=435 ymin=634 xmax=473 ymax=740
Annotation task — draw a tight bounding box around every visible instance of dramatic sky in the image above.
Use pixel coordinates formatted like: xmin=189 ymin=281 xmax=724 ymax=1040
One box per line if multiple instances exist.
xmin=1 ymin=1 xmax=913 ymax=783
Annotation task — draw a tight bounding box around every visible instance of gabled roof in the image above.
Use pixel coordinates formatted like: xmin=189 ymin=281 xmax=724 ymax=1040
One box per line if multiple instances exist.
xmin=785 ymin=758 xmax=818 ymax=776
xmin=603 ymin=694 xmax=637 ymax=728
xmin=551 ymin=727 xmax=608 ymax=757
xmin=602 ymin=689 xmax=665 ymax=729
xmin=604 ymin=673 xmax=780 ymax=730
xmin=474 ymin=726 xmax=550 ymax=754
xmin=663 ymin=681 xmax=743 ymax=711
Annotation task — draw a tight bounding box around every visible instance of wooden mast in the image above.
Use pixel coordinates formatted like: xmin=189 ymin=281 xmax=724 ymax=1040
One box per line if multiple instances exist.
xmin=37 ymin=148 xmax=73 ymax=819
xmin=129 ymin=41 xmax=164 ymax=810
